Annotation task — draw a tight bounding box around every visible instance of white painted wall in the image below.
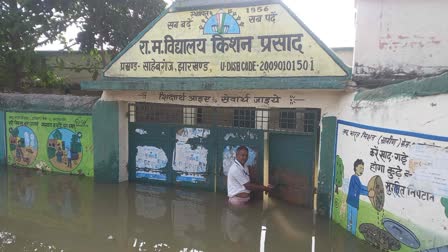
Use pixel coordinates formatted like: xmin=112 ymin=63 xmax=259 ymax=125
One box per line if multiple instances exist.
xmin=102 ymin=89 xmax=344 ymax=112
xmin=118 ymin=101 xmax=129 ymax=182
xmin=335 ymin=93 xmax=448 ymax=136
xmin=332 ymin=47 xmax=353 ymax=67
xmin=331 ymin=92 xmax=448 ymax=250
xmin=354 ymin=0 xmax=448 ymax=80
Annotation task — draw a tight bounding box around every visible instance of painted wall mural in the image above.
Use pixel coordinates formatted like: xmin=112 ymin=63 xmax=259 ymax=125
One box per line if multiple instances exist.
xmin=333 ymin=120 xmax=448 ymax=251
xmin=173 ymin=128 xmax=210 ymax=183
xmin=6 ymin=112 xmax=94 ymax=177
xmin=105 ymin=3 xmax=347 ymax=78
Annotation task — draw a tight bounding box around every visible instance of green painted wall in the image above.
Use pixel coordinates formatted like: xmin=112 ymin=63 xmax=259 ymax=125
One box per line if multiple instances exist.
xmin=93 ymin=101 xmax=120 ymax=183
xmin=317 ymin=116 xmax=337 ymax=217
xmin=0 ymin=111 xmax=5 ymax=166
xmin=5 ymin=112 xmax=94 ymax=176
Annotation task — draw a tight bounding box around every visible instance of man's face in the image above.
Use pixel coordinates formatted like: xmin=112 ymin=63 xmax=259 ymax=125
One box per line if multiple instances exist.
xmin=355 ymin=164 xmax=365 ymax=176
xmin=236 ymin=149 xmax=249 ymax=166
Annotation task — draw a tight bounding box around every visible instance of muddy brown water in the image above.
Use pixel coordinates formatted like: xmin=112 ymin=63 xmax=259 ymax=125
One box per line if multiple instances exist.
xmin=0 ymin=167 xmax=379 ymax=252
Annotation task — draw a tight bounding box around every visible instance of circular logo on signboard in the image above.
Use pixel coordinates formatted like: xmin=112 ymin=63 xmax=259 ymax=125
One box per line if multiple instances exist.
xmin=203 ymin=10 xmax=241 ymax=35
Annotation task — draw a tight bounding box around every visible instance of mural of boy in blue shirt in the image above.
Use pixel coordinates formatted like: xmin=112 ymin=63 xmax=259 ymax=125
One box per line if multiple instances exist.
xmin=346 ymin=159 xmax=374 ymax=235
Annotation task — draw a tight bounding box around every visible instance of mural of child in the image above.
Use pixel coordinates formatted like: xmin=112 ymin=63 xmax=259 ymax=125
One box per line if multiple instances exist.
xmin=56 ymin=148 xmax=63 ymax=163
xmin=15 ymin=142 xmax=23 ymax=162
xmin=346 ymin=159 xmax=375 ymax=235
xmin=66 ymin=148 xmax=72 ymax=168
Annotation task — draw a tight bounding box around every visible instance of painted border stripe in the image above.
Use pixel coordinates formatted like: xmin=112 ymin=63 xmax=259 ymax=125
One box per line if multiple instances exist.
xmin=338 ymin=120 xmax=448 ymax=142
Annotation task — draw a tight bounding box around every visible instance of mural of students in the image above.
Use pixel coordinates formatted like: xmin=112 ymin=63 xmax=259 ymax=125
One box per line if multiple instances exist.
xmin=9 ymin=126 xmax=38 ymax=166
xmin=56 ymin=147 xmax=63 ymax=163
xmin=15 ymin=144 xmax=24 ymax=162
xmin=47 ymin=128 xmax=83 ymax=172
xmin=346 ymin=159 xmax=375 ymax=235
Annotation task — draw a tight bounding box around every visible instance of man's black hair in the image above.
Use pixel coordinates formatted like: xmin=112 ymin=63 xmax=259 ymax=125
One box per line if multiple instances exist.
xmin=353 ymin=159 xmax=364 ymax=172
xmin=236 ymin=145 xmax=249 ymax=154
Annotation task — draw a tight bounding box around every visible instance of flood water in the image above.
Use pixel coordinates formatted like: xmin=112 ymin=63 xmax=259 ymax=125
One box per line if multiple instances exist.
xmin=0 ymin=167 xmax=379 ymax=252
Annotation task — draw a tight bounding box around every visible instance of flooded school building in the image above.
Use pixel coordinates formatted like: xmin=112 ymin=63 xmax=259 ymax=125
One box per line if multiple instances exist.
xmin=1 ymin=0 xmax=448 ymax=251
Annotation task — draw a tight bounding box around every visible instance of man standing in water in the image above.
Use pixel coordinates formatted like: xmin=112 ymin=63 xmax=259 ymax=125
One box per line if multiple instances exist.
xmin=227 ymin=146 xmax=273 ymax=206
xmin=346 ymin=159 xmax=374 ymax=235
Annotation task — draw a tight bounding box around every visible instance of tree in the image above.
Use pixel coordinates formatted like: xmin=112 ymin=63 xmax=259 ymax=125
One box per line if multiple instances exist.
xmin=335 ymin=155 xmax=344 ymax=194
xmin=0 ymin=0 xmax=166 ymax=90
xmin=0 ymin=0 xmax=78 ymax=90
xmin=75 ymin=0 xmax=166 ymax=59
xmin=70 ymin=133 xmax=82 ymax=153
xmin=9 ymin=127 xmax=19 ymax=137
xmin=56 ymin=0 xmax=166 ymax=81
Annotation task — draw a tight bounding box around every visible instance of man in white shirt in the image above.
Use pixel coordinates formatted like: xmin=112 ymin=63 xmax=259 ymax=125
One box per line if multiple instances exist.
xmin=227 ymin=146 xmax=273 ymax=206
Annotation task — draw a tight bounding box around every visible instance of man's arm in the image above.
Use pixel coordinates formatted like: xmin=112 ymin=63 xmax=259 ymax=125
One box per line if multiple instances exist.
xmin=360 ymin=184 xmax=369 ymax=196
xmin=356 ymin=177 xmax=370 ymax=196
xmin=244 ymin=182 xmax=272 ymax=192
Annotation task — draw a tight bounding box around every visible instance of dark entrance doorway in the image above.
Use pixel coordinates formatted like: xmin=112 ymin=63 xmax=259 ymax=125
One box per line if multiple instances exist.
xmin=128 ymin=103 xmax=319 ymax=207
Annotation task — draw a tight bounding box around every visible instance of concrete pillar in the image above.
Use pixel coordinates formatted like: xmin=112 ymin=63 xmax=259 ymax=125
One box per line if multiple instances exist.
xmin=93 ymin=101 xmax=120 ymax=183
xmin=118 ymin=101 xmax=129 ymax=182
xmin=316 ymin=116 xmax=337 ymax=217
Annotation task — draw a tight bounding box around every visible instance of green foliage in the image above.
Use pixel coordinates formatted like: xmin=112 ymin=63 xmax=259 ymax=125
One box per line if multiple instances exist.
xmin=1 ymin=0 xmax=166 ymax=89
xmin=70 ymin=133 xmax=82 ymax=153
xmin=10 ymin=127 xmax=19 ymax=137
xmin=335 ymin=155 xmax=344 ymax=191
xmin=75 ymin=0 xmax=166 ymax=53
xmin=0 ymin=0 xmax=77 ymax=90
xmin=25 ymin=70 xmax=65 ymax=89
xmin=55 ymin=49 xmax=104 ymax=81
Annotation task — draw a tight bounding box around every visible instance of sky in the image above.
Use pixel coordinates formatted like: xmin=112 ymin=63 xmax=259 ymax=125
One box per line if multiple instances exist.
xmin=38 ymin=0 xmax=355 ymax=51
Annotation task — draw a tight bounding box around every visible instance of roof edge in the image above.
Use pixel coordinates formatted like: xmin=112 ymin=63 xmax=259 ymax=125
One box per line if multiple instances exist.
xmin=354 ymin=71 xmax=448 ymax=102
xmin=82 ymin=77 xmax=349 ymax=91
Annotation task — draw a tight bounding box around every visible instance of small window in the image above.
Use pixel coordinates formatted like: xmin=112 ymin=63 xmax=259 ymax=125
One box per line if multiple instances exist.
xmin=197 ymin=108 xmax=203 ymax=124
xmin=233 ymin=109 xmax=256 ymax=128
xmin=128 ymin=103 xmax=136 ymax=122
xmin=276 ymin=109 xmax=315 ymax=133
xmin=304 ymin=112 xmax=315 ymax=133
xmin=135 ymin=103 xmax=183 ymax=124
xmin=279 ymin=111 xmax=297 ymax=129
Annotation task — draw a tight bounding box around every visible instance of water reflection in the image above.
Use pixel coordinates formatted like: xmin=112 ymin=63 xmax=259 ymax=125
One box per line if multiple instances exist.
xmin=48 ymin=174 xmax=81 ymax=218
xmin=11 ymin=169 xmax=37 ymax=209
xmin=0 ymin=167 xmax=380 ymax=252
